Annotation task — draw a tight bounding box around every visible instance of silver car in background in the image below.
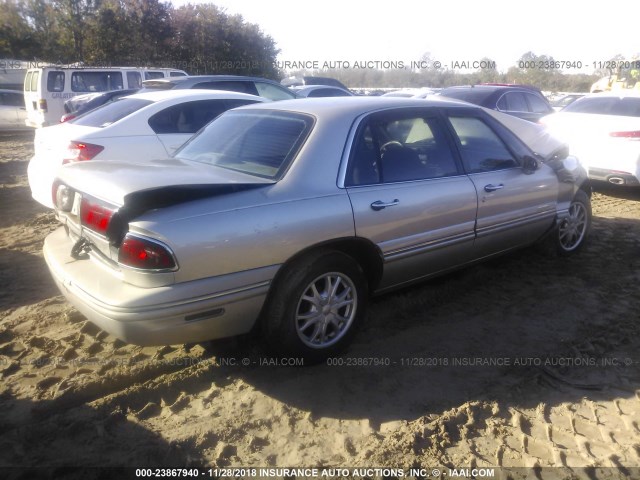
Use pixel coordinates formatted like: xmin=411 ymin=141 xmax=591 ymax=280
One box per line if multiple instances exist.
xmin=44 ymin=97 xmax=591 ymax=361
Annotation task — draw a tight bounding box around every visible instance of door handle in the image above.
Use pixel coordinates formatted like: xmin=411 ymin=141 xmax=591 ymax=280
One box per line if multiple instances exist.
xmin=484 ymin=184 xmax=504 ymax=192
xmin=370 ymin=199 xmax=399 ymax=211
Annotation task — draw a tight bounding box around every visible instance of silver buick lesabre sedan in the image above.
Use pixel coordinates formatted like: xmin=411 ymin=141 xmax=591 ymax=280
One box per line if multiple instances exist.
xmin=44 ymin=97 xmax=591 ymax=361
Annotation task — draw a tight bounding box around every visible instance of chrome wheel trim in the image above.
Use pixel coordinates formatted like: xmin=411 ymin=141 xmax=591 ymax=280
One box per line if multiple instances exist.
xmin=295 ymin=272 xmax=357 ymax=349
xmin=559 ymin=201 xmax=588 ymax=251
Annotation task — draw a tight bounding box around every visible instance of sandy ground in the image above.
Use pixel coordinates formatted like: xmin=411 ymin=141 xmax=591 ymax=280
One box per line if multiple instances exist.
xmin=0 ymin=131 xmax=639 ymax=479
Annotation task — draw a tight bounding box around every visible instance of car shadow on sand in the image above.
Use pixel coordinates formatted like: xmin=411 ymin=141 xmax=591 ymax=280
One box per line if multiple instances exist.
xmin=0 ymin=249 xmax=60 ymax=309
xmin=220 ymin=214 xmax=639 ymax=427
xmin=0 ymin=394 xmax=206 ymax=476
xmin=593 ymin=182 xmax=640 ymax=201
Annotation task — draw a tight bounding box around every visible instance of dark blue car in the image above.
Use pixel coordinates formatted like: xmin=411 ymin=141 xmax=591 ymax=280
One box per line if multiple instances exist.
xmin=439 ymin=84 xmax=553 ymax=122
xmin=61 ymin=88 xmax=140 ymax=122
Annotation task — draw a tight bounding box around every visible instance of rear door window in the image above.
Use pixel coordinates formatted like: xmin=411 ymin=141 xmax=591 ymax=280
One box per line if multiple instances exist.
xmin=497 ymin=92 xmax=529 ymax=112
xmin=525 ymin=93 xmax=552 ymax=114
xmin=24 ymin=71 xmax=33 ymax=92
xmin=30 ymin=71 xmax=39 ymax=92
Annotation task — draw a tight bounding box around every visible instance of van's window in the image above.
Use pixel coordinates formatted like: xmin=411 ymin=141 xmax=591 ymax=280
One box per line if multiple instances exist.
xmin=24 ymin=71 xmax=33 ymax=92
xmin=71 ymin=72 xmax=124 ymax=92
xmin=30 ymin=71 xmax=39 ymax=92
xmin=127 ymin=72 xmax=142 ymax=89
xmin=145 ymin=71 xmax=165 ymax=80
xmin=72 ymin=98 xmax=152 ymax=127
xmin=47 ymin=71 xmax=65 ymax=92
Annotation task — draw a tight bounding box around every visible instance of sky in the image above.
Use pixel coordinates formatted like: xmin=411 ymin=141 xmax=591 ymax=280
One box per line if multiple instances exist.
xmin=170 ymin=0 xmax=640 ymax=75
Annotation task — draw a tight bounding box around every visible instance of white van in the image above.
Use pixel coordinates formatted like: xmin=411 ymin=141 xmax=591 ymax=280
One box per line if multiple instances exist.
xmin=24 ymin=66 xmax=187 ymax=127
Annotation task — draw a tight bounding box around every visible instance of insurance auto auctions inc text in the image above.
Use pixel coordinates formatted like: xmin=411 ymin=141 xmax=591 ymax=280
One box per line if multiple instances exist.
xmin=275 ymin=60 xmax=496 ymax=70
xmin=208 ymin=467 xmax=496 ymax=478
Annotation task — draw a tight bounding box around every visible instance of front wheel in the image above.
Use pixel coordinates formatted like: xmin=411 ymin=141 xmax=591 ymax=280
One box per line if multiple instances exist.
xmin=557 ymin=190 xmax=591 ymax=255
xmin=262 ymin=250 xmax=368 ymax=363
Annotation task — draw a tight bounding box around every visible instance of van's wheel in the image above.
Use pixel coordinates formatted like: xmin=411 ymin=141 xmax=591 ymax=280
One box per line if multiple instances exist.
xmin=262 ymin=250 xmax=368 ymax=363
xmin=557 ymin=190 xmax=591 ymax=255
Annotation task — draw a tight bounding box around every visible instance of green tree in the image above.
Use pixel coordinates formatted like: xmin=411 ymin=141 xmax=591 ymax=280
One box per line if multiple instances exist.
xmin=168 ymin=4 xmax=279 ymax=77
xmin=0 ymin=0 xmax=36 ymax=57
xmin=53 ymin=0 xmax=99 ymax=61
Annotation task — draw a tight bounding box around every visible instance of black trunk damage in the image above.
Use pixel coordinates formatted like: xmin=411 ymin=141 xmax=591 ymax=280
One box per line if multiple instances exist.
xmin=105 ymin=183 xmax=271 ymax=246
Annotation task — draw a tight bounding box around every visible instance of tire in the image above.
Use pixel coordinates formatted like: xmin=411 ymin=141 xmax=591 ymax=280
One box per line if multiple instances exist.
xmin=556 ymin=190 xmax=591 ymax=255
xmin=262 ymin=250 xmax=368 ymax=363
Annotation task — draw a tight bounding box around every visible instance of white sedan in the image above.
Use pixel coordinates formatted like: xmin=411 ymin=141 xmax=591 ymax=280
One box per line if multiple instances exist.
xmin=540 ymin=92 xmax=640 ymax=186
xmin=0 ymin=89 xmax=28 ymax=131
xmin=27 ymin=89 xmax=265 ymax=207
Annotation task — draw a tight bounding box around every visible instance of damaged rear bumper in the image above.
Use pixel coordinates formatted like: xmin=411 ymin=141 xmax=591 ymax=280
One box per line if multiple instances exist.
xmin=43 ymin=227 xmax=274 ymax=346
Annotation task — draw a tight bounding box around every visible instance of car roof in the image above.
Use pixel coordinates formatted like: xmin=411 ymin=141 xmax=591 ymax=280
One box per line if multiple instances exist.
xmin=579 ymin=91 xmax=640 ymax=99
xmin=142 ymin=75 xmax=284 ymax=88
xmin=291 ymin=85 xmax=350 ymax=92
xmin=122 ymin=89 xmax=265 ymax=102
xmin=231 ymin=96 xmax=474 ymax=117
xmin=441 ymin=84 xmax=541 ymax=94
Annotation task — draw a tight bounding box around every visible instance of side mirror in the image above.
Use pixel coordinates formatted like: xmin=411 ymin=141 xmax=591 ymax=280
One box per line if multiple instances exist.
xmin=522 ymin=155 xmax=539 ymax=174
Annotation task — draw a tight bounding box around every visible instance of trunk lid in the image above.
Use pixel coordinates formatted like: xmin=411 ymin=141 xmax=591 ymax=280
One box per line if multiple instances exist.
xmin=55 ymin=157 xmax=275 ymax=207
xmin=34 ymin=122 xmax=101 ymax=158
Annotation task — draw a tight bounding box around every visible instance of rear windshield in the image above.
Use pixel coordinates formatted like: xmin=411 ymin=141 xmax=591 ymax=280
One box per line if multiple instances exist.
xmin=439 ymin=88 xmax=494 ymax=104
xmin=563 ymin=96 xmax=640 ymax=117
xmin=176 ymin=110 xmax=314 ymax=179
xmin=72 ymin=98 xmax=153 ymax=127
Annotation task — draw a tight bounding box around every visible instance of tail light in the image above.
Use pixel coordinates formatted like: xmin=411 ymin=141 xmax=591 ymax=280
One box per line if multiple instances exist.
xmin=80 ymin=197 xmax=115 ymax=236
xmin=609 ymin=130 xmax=640 ymax=139
xmin=38 ymin=99 xmax=48 ymax=112
xmin=60 ymin=113 xmax=77 ymax=123
xmin=118 ymin=235 xmax=177 ymax=270
xmin=63 ymin=141 xmax=104 ymax=163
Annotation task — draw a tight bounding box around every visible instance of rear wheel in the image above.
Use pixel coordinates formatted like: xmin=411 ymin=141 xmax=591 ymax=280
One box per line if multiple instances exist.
xmin=557 ymin=190 xmax=591 ymax=255
xmin=262 ymin=250 xmax=368 ymax=363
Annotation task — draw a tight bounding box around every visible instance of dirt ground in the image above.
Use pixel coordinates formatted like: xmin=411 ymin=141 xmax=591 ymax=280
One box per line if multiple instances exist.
xmin=0 ymin=131 xmax=639 ymax=479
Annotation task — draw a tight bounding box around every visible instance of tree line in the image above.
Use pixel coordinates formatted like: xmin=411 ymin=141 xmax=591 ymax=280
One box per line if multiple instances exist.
xmin=300 ymin=53 xmax=604 ymax=92
xmin=0 ymin=3 xmax=631 ymax=92
xmin=0 ymin=0 xmax=281 ymax=78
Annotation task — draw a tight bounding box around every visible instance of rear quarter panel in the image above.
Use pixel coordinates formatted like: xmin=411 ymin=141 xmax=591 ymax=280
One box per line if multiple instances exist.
xmin=131 ymin=185 xmax=356 ymax=284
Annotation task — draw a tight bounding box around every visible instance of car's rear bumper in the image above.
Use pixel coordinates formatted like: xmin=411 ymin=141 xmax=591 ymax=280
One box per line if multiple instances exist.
xmin=43 ymin=227 xmax=274 ymax=346
xmin=27 ymin=155 xmax=56 ymax=208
